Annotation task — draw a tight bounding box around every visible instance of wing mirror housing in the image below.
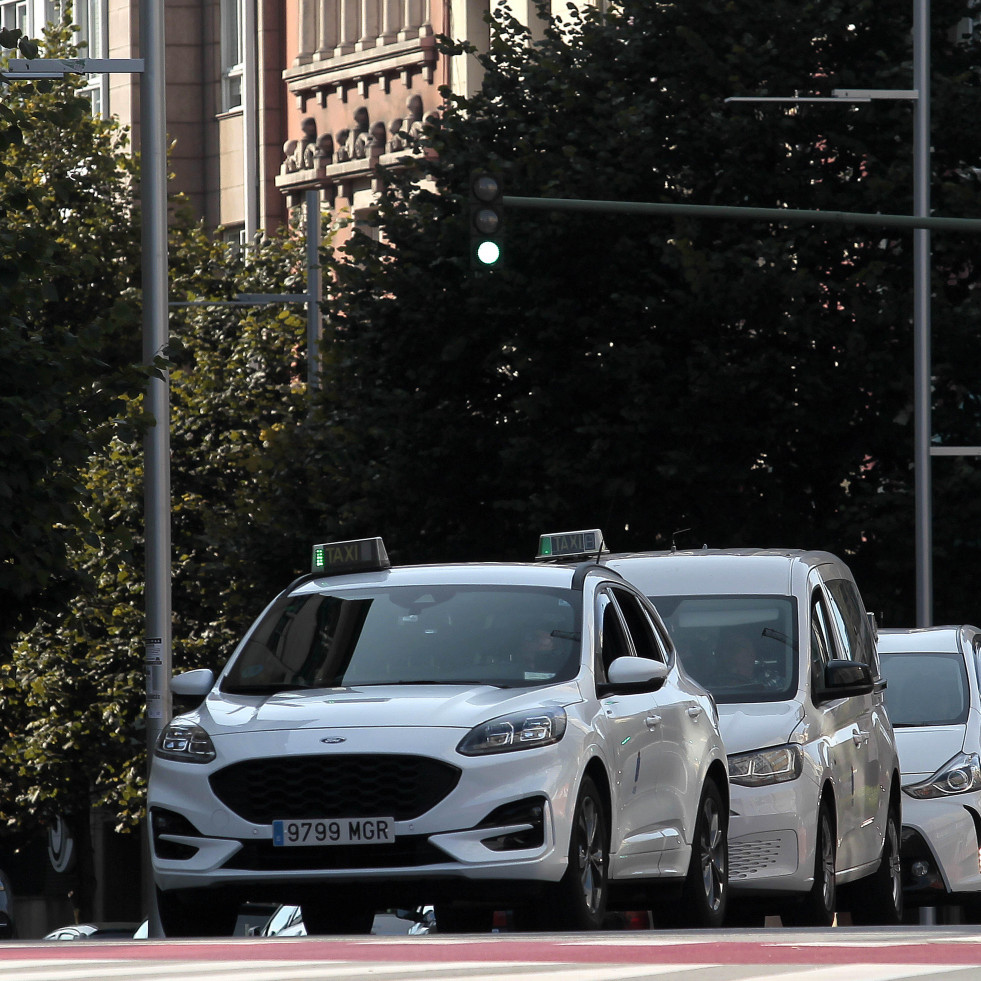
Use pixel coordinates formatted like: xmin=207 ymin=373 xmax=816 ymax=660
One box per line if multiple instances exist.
xmin=815 ymin=659 xmax=874 ymax=703
xmin=598 ymin=656 xmax=668 ymax=695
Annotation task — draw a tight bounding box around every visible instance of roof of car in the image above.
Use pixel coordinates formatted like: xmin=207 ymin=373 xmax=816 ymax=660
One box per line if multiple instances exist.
xmin=877 ymin=625 xmax=980 ymax=653
xmin=292 ymin=560 xmax=619 ymax=594
xmin=602 ymin=548 xmax=849 ymax=596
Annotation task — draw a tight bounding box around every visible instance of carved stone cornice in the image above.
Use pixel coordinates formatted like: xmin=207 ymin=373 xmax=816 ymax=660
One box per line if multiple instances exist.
xmin=284 ymin=35 xmax=437 ymax=104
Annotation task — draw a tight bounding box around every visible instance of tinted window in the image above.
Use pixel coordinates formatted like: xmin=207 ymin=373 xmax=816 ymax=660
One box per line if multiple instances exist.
xmin=596 ymin=589 xmax=631 ymax=680
xmin=825 ymin=578 xmax=877 ymax=675
xmin=879 ymin=651 xmax=969 ymax=726
xmin=650 ymin=595 xmax=798 ymax=702
xmin=611 ymin=587 xmax=665 ymax=663
xmin=222 ymin=585 xmax=582 ymax=692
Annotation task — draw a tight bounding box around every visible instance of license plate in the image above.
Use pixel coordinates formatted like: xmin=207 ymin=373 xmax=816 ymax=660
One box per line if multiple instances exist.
xmin=272 ymin=817 xmax=395 ymax=847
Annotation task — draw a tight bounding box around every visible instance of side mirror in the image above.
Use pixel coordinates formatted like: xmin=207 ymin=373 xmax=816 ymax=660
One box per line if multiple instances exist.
xmin=600 ymin=656 xmax=668 ymax=694
xmin=816 ymin=659 xmax=873 ymax=702
xmin=172 ymin=668 xmax=215 ymax=710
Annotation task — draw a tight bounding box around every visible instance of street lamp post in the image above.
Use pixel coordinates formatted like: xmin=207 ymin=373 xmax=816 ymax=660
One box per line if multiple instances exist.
xmin=726 ymin=0 xmax=934 ymax=626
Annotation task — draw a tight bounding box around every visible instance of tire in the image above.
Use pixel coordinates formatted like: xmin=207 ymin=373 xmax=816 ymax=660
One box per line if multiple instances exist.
xmin=652 ymin=779 xmax=728 ymax=929
xmin=785 ymin=801 xmax=836 ymax=927
xmin=301 ymin=899 xmax=374 ymax=935
xmin=156 ymin=888 xmax=239 ymax=938
xmin=549 ymin=775 xmax=609 ymax=930
xmin=433 ymin=903 xmax=494 ymax=933
xmin=848 ymin=805 xmax=903 ymax=925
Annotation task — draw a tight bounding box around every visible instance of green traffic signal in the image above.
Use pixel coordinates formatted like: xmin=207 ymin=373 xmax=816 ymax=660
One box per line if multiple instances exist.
xmin=469 ymin=170 xmax=504 ymax=269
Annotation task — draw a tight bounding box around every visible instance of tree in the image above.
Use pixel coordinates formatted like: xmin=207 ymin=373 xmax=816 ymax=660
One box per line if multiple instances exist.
xmin=0 ymin=16 xmax=145 ymax=655
xmin=0 ymin=216 xmax=311 ymax=919
xmin=314 ymin=0 xmax=981 ymax=624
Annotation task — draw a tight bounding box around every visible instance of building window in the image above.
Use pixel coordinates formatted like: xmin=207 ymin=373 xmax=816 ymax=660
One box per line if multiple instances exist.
xmin=74 ymin=0 xmax=107 ymax=115
xmin=0 ymin=1 xmax=29 ymax=34
xmin=221 ymin=0 xmax=243 ymax=111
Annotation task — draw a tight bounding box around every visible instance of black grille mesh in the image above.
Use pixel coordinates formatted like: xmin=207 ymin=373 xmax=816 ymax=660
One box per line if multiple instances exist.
xmin=209 ymin=753 xmax=461 ymax=823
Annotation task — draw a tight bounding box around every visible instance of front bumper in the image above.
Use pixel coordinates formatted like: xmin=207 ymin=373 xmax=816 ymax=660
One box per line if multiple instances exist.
xmin=727 ymin=780 xmax=813 ymax=895
xmin=149 ymin=725 xmax=575 ymax=900
xmin=901 ymin=796 xmax=981 ymax=903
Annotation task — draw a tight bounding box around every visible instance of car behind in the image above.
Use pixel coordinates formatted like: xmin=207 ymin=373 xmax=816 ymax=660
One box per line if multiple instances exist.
xmin=878 ymin=625 xmax=981 ymax=918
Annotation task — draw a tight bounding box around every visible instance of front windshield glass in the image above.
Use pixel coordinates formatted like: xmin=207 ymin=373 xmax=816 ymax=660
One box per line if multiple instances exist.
xmin=879 ymin=651 xmax=969 ymax=726
xmin=650 ymin=595 xmax=799 ymax=703
xmin=221 ymin=584 xmax=582 ymax=693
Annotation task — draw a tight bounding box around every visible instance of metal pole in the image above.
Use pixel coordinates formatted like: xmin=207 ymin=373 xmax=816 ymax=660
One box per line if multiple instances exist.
xmin=141 ymin=0 xmax=170 ymax=938
xmin=306 ymin=188 xmax=322 ymax=391
xmin=913 ymin=0 xmax=932 ymax=626
xmin=242 ymin=0 xmax=259 ymax=240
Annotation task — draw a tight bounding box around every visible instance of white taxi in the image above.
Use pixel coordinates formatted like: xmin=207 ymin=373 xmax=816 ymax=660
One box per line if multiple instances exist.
xmin=149 ymin=534 xmax=729 ymax=935
xmin=605 ymin=545 xmax=904 ymax=926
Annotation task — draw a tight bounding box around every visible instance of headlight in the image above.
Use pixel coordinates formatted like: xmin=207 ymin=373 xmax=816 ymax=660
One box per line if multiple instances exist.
xmin=903 ymin=752 xmax=981 ymax=799
xmin=155 ymin=721 xmax=216 ymax=763
xmin=457 ymin=707 xmax=567 ymax=756
xmin=728 ymin=744 xmax=803 ymax=787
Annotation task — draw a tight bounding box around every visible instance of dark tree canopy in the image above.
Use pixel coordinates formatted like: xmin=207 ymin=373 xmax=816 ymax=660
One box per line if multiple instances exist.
xmin=316 ymin=0 xmax=981 ymax=626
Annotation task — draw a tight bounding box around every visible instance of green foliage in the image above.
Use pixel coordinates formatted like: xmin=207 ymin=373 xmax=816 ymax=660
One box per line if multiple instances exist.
xmin=0 ymin=221 xmax=310 ymax=832
xmin=0 ymin=15 xmax=142 ymax=651
xmin=315 ymin=0 xmax=981 ymax=623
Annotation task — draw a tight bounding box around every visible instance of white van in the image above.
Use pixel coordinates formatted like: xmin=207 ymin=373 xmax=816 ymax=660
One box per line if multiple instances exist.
xmin=605 ymin=547 xmax=903 ymax=926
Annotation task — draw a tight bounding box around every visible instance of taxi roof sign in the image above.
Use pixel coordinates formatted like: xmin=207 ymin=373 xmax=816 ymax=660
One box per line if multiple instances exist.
xmin=311 ymin=537 xmax=390 ymax=575
xmin=537 ymin=529 xmax=606 ymax=561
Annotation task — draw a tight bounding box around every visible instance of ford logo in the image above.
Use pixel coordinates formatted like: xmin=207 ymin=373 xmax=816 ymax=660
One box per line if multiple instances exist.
xmin=321 ymin=736 xmax=346 ymax=744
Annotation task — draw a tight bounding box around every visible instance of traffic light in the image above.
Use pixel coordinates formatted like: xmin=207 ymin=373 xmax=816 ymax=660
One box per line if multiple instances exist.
xmin=468 ymin=170 xmax=504 ymax=269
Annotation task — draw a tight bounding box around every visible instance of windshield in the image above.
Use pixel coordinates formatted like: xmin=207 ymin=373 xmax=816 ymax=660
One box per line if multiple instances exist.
xmin=221 ymin=584 xmax=582 ymax=693
xmin=650 ymin=595 xmax=798 ymax=702
xmin=879 ymin=650 xmax=970 ymax=726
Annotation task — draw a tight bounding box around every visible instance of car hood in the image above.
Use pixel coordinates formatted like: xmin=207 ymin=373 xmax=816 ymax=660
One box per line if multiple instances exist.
xmin=197 ymin=682 xmax=583 ymax=733
xmin=893 ymin=725 xmax=967 ymax=780
xmin=718 ymin=700 xmax=804 ymax=755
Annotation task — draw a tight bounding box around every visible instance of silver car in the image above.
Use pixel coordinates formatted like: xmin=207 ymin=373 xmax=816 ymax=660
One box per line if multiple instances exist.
xmin=605 ymin=546 xmax=903 ymax=926
xmin=878 ymin=625 xmax=981 ymax=918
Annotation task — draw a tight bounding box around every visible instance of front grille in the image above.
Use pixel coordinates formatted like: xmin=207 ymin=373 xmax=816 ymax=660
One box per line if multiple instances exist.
xmin=729 ymin=836 xmax=786 ymax=879
xmin=223 ymin=834 xmax=450 ymax=871
xmin=209 ymin=753 xmax=461 ymax=824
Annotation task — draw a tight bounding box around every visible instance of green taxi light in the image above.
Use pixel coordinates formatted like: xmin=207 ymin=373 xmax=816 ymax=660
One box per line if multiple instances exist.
xmin=537 ymin=529 xmax=606 ymax=561
xmin=311 ymin=537 xmax=390 ymax=575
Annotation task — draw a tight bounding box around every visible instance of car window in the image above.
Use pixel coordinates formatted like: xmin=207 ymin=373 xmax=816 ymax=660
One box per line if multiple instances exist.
xmin=609 ymin=587 xmax=666 ymax=663
xmin=825 ymin=578 xmax=878 ymax=675
xmin=810 ymin=593 xmax=838 ymax=691
xmin=649 ymin=594 xmax=797 ymax=702
xmin=595 ymin=589 xmax=633 ymax=682
xmin=879 ymin=651 xmax=970 ymax=726
xmin=221 ymin=585 xmax=582 ymax=691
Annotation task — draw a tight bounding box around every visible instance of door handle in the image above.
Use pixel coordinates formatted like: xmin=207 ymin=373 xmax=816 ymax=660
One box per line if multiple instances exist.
xmin=646 ymin=715 xmax=662 ymax=730
xmin=853 ymin=731 xmax=870 ymax=746
xmin=687 ymin=706 xmax=702 ymax=720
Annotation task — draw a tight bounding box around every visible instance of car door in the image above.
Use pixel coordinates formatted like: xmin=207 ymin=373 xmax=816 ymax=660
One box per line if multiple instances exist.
xmin=810 ymin=586 xmax=865 ymax=871
xmin=824 ymin=576 xmax=888 ymax=863
xmin=594 ymin=585 xmax=665 ymax=877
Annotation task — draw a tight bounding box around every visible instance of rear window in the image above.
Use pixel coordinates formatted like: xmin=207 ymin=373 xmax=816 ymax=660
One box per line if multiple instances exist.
xmin=879 ymin=651 xmax=969 ymax=726
xmin=650 ymin=595 xmax=798 ymax=703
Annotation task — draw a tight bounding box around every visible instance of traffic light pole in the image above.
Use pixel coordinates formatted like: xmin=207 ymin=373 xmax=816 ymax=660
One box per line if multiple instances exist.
xmin=502 ymin=194 xmax=981 ymax=234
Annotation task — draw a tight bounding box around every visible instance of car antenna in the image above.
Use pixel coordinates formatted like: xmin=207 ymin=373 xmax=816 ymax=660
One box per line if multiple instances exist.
xmin=671 ymin=528 xmax=691 ymax=552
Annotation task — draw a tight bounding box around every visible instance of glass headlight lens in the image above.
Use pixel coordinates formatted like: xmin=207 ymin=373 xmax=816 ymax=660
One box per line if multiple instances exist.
xmin=903 ymin=752 xmax=981 ymax=799
xmin=457 ymin=706 xmax=567 ymax=756
xmin=155 ymin=721 xmax=217 ymax=763
xmin=728 ymin=744 xmax=803 ymax=787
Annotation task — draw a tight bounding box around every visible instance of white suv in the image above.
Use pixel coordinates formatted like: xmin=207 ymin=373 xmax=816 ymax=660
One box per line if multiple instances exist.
xmin=606 ymin=546 xmax=903 ymax=926
xmin=150 ymin=535 xmax=729 ymax=935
